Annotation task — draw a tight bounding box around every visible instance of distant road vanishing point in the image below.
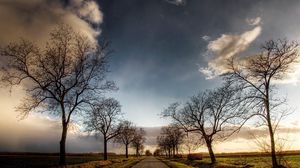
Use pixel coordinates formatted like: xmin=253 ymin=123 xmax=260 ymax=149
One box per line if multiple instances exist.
xmin=132 ymin=156 xmax=169 ymax=168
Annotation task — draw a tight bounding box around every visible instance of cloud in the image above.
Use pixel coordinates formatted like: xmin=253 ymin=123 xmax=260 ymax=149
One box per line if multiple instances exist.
xmin=272 ymin=63 xmax=300 ymax=85
xmin=199 ymin=24 xmax=262 ymax=79
xmin=246 ymin=17 xmax=262 ymax=26
xmin=0 ymin=0 xmax=102 ymax=45
xmin=202 ymin=35 xmax=210 ymax=41
xmin=226 ymin=126 xmax=300 ymax=141
xmin=165 ymin=0 xmax=186 ymax=6
xmin=0 ymin=0 xmax=105 ymax=153
xmin=143 ymin=127 xmax=162 ymax=146
xmin=0 ymin=86 xmax=161 ymax=153
xmin=200 ymin=16 xmax=300 ymax=84
xmin=70 ymin=0 xmax=103 ymax=24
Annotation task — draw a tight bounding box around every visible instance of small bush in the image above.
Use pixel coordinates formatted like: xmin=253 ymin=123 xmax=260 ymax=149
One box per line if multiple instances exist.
xmin=187 ymin=153 xmax=202 ymax=160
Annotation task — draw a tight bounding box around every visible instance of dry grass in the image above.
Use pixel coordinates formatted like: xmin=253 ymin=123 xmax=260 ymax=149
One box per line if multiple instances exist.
xmin=0 ymin=154 xmax=142 ymax=168
xmin=63 ymin=157 xmax=144 ymax=168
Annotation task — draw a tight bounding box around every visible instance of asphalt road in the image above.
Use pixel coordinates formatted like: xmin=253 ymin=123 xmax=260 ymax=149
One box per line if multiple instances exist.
xmin=132 ymin=156 xmax=169 ymax=168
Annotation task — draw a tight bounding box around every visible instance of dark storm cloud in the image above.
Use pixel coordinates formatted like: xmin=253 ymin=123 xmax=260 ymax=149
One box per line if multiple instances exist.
xmin=97 ymin=0 xmax=273 ymax=127
xmin=98 ymin=0 xmax=271 ymax=99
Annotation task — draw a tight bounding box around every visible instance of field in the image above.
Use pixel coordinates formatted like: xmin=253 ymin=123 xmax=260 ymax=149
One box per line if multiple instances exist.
xmin=2 ymin=152 xmax=300 ymax=168
xmin=158 ymin=151 xmax=300 ymax=168
xmin=0 ymin=153 xmax=143 ymax=168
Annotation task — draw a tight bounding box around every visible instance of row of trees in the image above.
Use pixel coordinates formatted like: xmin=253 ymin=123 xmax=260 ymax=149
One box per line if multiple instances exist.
xmin=115 ymin=121 xmax=146 ymax=158
xmin=162 ymin=40 xmax=299 ymax=168
xmin=84 ymin=98 xmax=146 ymax=160
xmin=157 ymin=125 xmax=184 ymax=157
xmin=156 ymin=125 xmax=203 ymax=157
xmin=0 ymin=25 xmax=146 ymax=165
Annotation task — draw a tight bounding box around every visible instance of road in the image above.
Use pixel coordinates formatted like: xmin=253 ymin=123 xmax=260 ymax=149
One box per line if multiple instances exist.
xmin=132 ymin=156 xmax=169 ymax=168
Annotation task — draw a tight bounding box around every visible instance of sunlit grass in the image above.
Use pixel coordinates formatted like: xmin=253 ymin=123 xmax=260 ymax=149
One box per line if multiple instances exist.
xmin=159 ymin=158 xmax=195 ymax=168
xmin=159 ymin=155 xmax=300 ymax=168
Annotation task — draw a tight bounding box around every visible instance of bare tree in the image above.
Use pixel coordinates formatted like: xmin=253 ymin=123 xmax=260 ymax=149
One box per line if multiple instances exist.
xmin=131 ymin=128 xmax=146 ymax=157
xmin=159 ymin=125 xmax=184 ymax=157
xmin=115 ymin=120 xmax=136 ymax=158
xmin=0 ymin=25 xmax=115 ymax=165
xmin=250 ymin=130 xmax=292 ymax=167
xmin=153 ymin=148 xmax=162 ymax=156
xmin=163 ymin=82 xmax=246 ymax=164
xmin=157 ymin=134 xmax=172 ymax=157
xmin=85 ymin=98 xmax=122 ymax=160
xmin=225 ymin=39 xmax=299 ymax=168
xmin=182 ymin=133 xmax=203 ymax=154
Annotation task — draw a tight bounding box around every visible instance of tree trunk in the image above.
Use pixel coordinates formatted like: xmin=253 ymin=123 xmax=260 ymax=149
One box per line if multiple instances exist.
xmin=172 ymin=146 xmax=175 ymax=157
xmin=125 ymin=144 xmax=128 ymax=158
xmin=136 ymin=147 xmax=139 ymax=157
xmin=59 ymin=122 xmax=68 ymax=165
xmin=205 ymin=137 xmax=216 ymax=164
xmin=265 ymin=88 xmax=279 ymax=168
xmin=266 ymin=108 xmax=279 ymax=167
xmin=268 ymin=124 xmax=278 ymax=168
xmin=104 ymin=137 xmax=108 ymax=160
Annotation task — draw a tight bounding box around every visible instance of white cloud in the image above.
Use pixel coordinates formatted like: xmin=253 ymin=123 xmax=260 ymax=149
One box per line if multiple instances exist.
xmin=165 ymin=0 xmax=186 ymax=6
xmin=199 ymin=25 xmax=262 ymax=79
xmin=246 ymin=17 xmax=262 ymax=26
xmin=0 ymin=0 xmax=102 ymax=45
xmin=202 ymin=35 xmax=210 ymax=41
xmin=273 ymin=62 xmax=300 ymax=85
xmin=200 ymin=16 xmax=300 ymax=84
xmin=70 ymin=0 xmax=103 ymax=24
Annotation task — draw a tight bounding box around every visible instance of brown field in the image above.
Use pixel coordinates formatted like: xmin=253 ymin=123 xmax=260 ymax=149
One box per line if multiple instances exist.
xmin=0 ymin=152 xmax=131 ymax=168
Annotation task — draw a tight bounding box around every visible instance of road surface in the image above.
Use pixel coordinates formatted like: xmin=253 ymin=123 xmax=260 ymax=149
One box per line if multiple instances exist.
xmin=132 ymin=156 xmax=169 ymax=168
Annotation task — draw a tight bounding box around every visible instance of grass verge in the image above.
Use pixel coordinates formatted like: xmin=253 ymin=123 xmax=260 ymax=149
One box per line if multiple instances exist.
xmin=158 ymin=155 xmax=300 ymax=168
xmin=61 ymin=157 xmax=144 ymax=168
xmin=158 ymin=157 xmax=195 ymax=168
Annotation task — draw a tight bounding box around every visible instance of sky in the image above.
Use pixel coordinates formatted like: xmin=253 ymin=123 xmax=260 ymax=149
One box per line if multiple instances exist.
xmin=1 ymin=0 xmax=300 ymax=153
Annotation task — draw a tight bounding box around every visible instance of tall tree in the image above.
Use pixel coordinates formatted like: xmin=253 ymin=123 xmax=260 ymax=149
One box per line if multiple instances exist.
xmin=85 ymin=98 xmax=122 ymax=160
xmin=225 ymin=39 xmax=299 ymax=168
xmin=163 ymin=82 xmax=246 ymax=164
xmin=115 ymin=120 xmax=136 ymax=158
xmin=0 ymin=25 xmax=115 ymax=165
xmin=131 ymin=128 xmax=146 ymax=157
